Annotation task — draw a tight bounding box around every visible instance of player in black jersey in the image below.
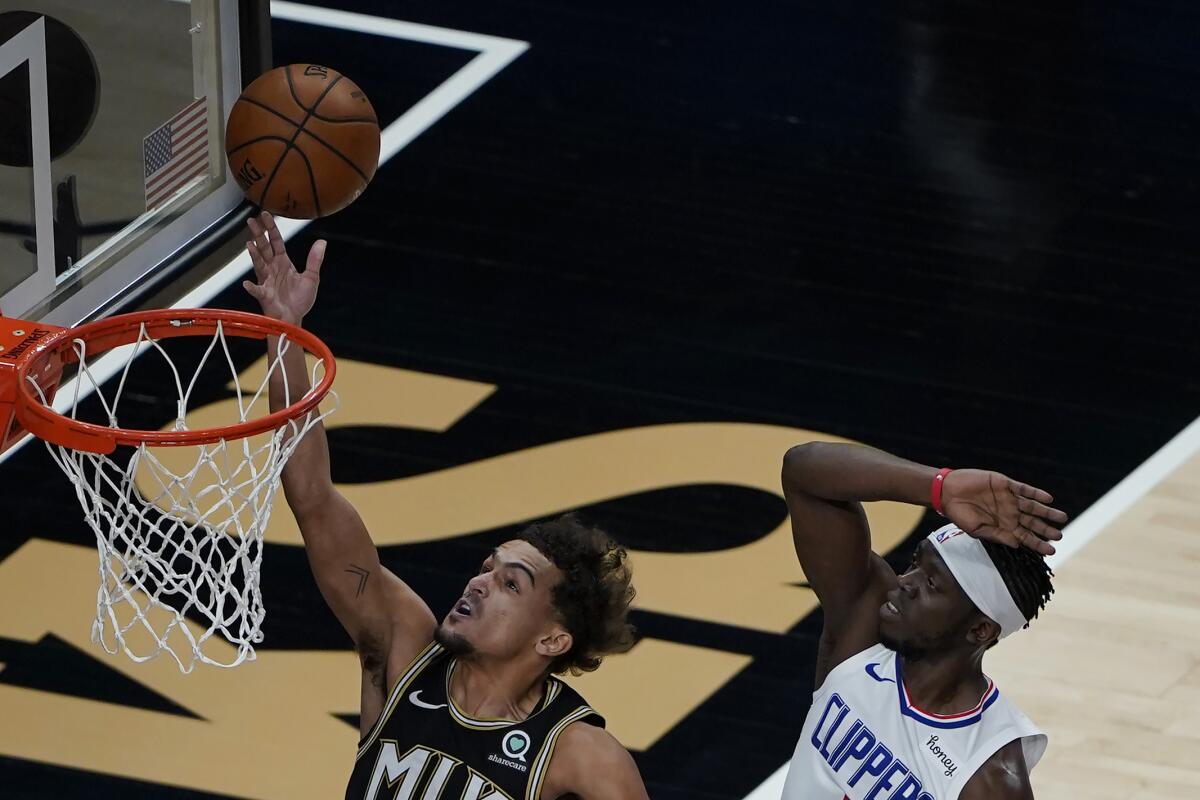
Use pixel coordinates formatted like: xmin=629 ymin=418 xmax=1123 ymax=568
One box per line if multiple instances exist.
xmin=245 ymin=213 xmax=650 ymax=800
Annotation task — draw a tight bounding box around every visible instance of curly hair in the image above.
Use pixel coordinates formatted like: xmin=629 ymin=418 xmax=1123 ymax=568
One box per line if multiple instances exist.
xmin=519 ymin=514 xmax=637 ymax=675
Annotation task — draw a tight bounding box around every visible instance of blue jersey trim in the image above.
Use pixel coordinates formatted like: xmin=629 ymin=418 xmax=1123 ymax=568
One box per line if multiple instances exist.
xmin=894 ymin=655 xmax=999 ymax=729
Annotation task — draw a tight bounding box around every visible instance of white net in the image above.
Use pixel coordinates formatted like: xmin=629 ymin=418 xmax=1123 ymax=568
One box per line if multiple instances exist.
xmin=27 ymin=320 xmax=335 ymax=673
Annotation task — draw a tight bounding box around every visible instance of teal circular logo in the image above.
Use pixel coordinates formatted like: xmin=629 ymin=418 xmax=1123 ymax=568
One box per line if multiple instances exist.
xmin=502 ymin=730 xmax=530 ymax=761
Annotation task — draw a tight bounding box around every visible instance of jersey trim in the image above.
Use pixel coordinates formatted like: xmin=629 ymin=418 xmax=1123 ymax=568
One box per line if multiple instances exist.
xmin=355 ymin=641 xmax=443 ymax=761
xmin=895 ymin=655 xmax=1000 ymax=729
xmin=524 ymin=705 xmax=596 ymax=800
xmin=444 ymin=659 xmax=560 ymax=731
xmin=543 ymin=679 xmax=563 ymax=709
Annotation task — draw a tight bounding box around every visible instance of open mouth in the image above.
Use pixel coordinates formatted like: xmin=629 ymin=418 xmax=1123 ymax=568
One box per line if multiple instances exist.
xmin=453 ymin=597 xmax=474 ymax=618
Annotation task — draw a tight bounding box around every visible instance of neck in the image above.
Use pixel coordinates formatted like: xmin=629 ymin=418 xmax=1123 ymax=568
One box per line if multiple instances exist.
xmin=898 ymin=647 xmax=989 ymax=714
xmin=449 ymin=654 xmax=548 ymax=722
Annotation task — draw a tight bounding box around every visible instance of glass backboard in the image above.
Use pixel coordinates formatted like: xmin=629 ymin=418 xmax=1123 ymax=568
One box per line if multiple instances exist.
xmin=0 ymin=0 xmax=259 ymax=327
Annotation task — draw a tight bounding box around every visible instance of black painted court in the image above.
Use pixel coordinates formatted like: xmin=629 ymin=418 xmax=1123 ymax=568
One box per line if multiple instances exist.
xmin=2 ymin=1 xmax=1199 ymax=797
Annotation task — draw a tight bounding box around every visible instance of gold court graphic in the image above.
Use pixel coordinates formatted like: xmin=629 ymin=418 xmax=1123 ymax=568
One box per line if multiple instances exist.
xmin=1 ymin=1 xmax=1198 ymax=798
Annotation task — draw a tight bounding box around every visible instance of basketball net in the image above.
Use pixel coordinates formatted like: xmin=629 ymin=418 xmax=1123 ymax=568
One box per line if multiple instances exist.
xmin=27 ymin=319 xmax=336 ymax=672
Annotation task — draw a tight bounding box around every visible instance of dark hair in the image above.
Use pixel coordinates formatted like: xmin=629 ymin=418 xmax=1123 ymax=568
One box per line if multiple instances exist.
xmin=981 ymin=539 xmax=1055 ymax=630
xmin=519 ymin=514 xmax=637 ymax=675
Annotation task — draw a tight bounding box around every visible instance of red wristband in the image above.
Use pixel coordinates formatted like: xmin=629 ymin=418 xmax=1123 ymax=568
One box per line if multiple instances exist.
xmin=931 ymin=468 xmax=953 ymax=516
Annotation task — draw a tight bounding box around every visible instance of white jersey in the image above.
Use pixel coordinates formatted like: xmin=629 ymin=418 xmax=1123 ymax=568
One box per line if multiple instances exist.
xmin=782 ymin=643 xmax=1046 ymax=800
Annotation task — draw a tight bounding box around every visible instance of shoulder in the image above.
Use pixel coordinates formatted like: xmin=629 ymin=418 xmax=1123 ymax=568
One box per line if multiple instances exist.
xmin=960 ymin=738 xmax=1034 ymax=800
xmin=542 ymin=721 xmax=647 ymax=800
xmin=555 ymin=720 xmax=625 ymax=762
xmin=815 ymin=552 xmax=897 ymax=686
xmin=380 ymin=638 xmax=441 ymax=697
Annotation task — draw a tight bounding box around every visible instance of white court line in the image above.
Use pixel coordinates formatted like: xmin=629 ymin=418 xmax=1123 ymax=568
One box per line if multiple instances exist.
xmin=743 ymin=416 xmax=1200 ymax=799
xmin=741 ymin=763 xmax=789 ymax=800
xmin=1042 ymin=412 xmax=1200 ymax=570
xmin=13 ymin=5 xmax=1199 ymax=797
xmin=0 ymin=2 xmax=526 ymax=466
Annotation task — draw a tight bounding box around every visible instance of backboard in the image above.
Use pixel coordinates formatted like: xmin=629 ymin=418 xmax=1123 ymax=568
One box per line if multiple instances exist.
xmin=0 ymin=0 xmax=268 ymax=328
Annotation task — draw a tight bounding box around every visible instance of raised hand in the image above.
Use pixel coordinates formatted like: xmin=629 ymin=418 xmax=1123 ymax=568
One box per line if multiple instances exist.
xmin=940 ymin=469 xmax=1068 ymax=556
xmin=242 ymin=211 xmax=325 ymax=324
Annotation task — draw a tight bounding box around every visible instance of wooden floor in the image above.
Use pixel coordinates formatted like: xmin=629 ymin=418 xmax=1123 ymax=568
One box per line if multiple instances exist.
xmin=991 ymin=449 xmax=1200 ymax=799
xmin=5 ymin=1 xmax=1200 ymax=798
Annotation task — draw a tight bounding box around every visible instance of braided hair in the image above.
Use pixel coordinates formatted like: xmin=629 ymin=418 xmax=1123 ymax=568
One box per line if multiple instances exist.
xmin=980 ymin=539 xmax=1055 ymax=629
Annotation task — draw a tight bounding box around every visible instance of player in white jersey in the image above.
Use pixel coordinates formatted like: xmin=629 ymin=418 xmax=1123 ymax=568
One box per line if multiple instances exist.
xmin=780 ymin=443 xmax=1068 ymax=799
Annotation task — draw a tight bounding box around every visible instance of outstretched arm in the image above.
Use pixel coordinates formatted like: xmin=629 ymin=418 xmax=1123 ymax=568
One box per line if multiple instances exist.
xmin=782 ymin=443 xmax=1066 ymax=682
xmin=244 ymin=213 xmax=435 ymax=702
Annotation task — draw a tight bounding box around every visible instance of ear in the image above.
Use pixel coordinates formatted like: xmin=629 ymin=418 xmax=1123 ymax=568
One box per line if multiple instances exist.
xmin=966 ymin=615 xmax=1000 ymax=648
xmin=535 ymin=627 xmax=573 ymax=661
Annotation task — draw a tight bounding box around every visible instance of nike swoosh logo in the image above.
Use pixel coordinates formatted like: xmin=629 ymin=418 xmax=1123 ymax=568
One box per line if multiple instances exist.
xmin=408 ymin=690 xmax=447 ymax=710
xmin=865 ymin=663 xmax=896 ymax=684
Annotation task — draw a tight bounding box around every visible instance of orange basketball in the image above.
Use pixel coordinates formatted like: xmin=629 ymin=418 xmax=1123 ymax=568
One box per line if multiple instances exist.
xmin=224 ymin=64 xmax=380 ymax=219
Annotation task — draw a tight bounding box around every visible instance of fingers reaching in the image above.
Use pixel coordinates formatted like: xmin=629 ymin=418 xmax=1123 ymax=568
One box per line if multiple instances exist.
xmin=1017 ymin=495 xmax=1068 ymax=526
xmin=243 ymin=215 xmax=320 ymax=318
xmin=246 ymin=218 xmax=271 ymax=280
xmin=1017 ymin=527 xmax=1056 ymax=556
xmin=1013 ymin=481 xmax=1054 ymax=505
xmin=246 ymin=241 xmax=266 ymax=278
xmin=246 ymin=216 xmax=268 ymax=253
xmin=1018 ymin=512 xmax=1062 ymax=541
xmin=305 ymin=240 xmax=326 ymax=276
xmin=1011 ymin=483 xmax=1065 ymax=555
xmin=949 ymin=470 xmax=1065 ymax=558
xmin=262 ymin=211 xmax=285 ymax=257
xmin=246 ymin=213 xmax=305 ymax=276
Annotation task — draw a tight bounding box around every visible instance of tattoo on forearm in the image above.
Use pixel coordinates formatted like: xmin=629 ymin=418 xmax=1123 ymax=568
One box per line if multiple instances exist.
xmin=345 ymin=564 xmax=370 ymax=597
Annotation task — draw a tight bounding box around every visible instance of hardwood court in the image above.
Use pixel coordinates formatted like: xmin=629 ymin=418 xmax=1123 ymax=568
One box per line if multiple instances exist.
xmin=3 ymin=1 xmax=1200 ymax=798
xmin=993 ymin=443 xmax=1200 ymax=799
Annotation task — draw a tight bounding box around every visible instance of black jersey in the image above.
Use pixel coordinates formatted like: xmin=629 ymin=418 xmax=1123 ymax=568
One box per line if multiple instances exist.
xmin=345 ymin=642 xmax=604 ymax=800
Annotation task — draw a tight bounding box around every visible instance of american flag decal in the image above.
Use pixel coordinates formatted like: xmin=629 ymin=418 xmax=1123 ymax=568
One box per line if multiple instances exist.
xmin=143 ymin=97 xmax=209 ymax=210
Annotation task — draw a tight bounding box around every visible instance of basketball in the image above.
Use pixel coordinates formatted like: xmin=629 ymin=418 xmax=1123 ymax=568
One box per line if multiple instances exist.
xmin=224 ymin=64 xmax=380 ymax=219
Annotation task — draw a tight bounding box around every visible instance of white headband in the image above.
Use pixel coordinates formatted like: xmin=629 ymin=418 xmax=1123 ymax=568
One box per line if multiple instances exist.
xmin=926 ymin=524 xmax=1027 ymax=639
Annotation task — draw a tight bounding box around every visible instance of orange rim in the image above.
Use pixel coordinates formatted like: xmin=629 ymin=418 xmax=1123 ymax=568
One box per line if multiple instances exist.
xmin=13 ymin=309 xmax=336 ymax=454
